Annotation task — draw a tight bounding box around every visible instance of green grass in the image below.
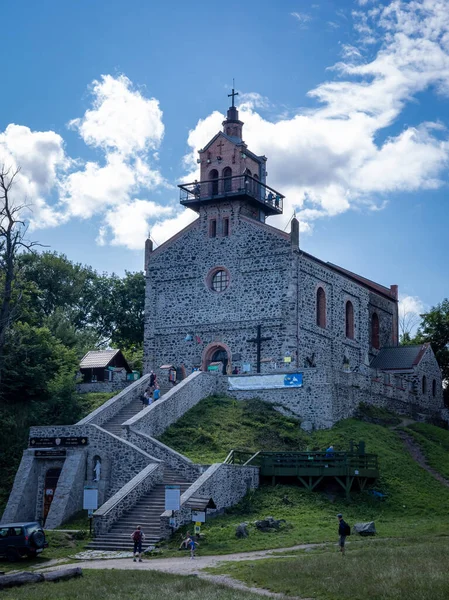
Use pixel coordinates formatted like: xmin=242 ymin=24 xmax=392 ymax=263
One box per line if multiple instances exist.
xmin=159 ymin=395 xmax=311 ymax=464
xmin=55 ymin=510 xmax=92 ymax=532
xmin=208 ymin=537 xmax=449 ymax=600
xmin=76 ymin=392 xmax=117 ymax=417
xmin=406 ymin=423 xmax=449 ymax=480
xmin=156 ymin=396 xmax=449 ymax=555
xmin=0 ymin=570 xmax=261 ymax=600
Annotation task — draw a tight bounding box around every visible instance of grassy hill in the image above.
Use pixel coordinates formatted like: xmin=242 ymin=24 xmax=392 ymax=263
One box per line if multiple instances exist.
xmin=158 ymin=396 xmax=449 ymax=554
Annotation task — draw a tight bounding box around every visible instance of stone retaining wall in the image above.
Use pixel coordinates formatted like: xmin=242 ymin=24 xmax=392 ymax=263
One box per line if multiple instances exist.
xmin=124 ymin=428 xmax=201 ymax=482
xmin=124 ymin=371 xmax=224 ymax=437
xmin=227 ymin=369 xmax=334 ymax=430
xmin=93 ymin=462 xmax=163 ymax=535
xmin=28 ymin=424 xmax=155 ymax=497
xmin=77 ymin=373 xmax=151 ymax=428
xmin=160 ymin=463 xmax=259 ymax=537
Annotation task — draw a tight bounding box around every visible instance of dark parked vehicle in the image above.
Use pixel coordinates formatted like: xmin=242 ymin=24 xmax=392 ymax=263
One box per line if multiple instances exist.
xmin=0 ymin=522 xmax=48 ymax=561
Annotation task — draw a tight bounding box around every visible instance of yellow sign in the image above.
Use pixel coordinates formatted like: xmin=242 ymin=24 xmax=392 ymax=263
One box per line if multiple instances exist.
xmin=284 ymin=356 xmax=292 ymax=363
xmin=195 ymin=521 xmax=201 ymax=527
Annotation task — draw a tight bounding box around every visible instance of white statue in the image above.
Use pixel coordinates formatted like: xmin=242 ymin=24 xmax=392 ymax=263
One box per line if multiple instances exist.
xmin=93 ymin=459 xmax=101 ymax=482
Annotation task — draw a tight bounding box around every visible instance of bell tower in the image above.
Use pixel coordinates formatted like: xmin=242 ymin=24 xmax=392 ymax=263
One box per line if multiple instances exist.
xmin=178 ymin=90 xmax=284 ymax=221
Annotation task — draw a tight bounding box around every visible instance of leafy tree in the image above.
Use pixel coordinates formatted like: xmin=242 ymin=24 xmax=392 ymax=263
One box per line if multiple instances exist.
xmin=0 ymin=322 xmax=80 ymax=507
xmin=20 ymin=252 xmax=99 ymax=331
xmin=415 ymin=299 xmax=449 ymax=384
xmin=89 ymin=271 xmax=145 ymax=348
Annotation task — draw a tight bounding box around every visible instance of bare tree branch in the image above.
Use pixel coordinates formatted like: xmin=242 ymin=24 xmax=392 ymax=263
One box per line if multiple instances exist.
xmin=0 ymin=165 xmax=43 ymax=385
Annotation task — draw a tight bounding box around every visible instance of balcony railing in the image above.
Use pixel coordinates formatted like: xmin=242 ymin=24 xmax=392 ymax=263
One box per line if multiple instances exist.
xmin=178 ymin=174 xmax=284 ymax=214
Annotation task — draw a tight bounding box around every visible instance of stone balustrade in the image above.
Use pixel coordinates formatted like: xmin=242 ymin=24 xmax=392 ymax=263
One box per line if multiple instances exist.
xmin=93 ymin=462 xmax=163 ymax=536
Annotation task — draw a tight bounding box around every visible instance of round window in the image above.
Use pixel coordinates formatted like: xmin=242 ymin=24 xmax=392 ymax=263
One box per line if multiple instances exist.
xmin=208 ymin=268 xmax=230 ymax=292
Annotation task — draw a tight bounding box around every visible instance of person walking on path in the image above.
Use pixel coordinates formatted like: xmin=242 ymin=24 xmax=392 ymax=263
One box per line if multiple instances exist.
xmin=337 ymin=513 xmax=350 ymax=555
xmin=187 ymin=535 xmax=199 ymax=559
xmin=131 ymin=525 xmax=145 ymax=562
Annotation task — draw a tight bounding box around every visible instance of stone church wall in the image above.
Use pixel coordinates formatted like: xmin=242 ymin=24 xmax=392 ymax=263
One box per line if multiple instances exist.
xmin=297 ymin=255 xmax=397 ymax=375
xmin=144 ymin=215 xmax=294 ymax=377
xmin=410 ymin=347 xmax=443 ymax=411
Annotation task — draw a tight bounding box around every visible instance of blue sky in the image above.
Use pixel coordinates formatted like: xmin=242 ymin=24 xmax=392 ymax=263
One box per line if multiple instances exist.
xmin=1 ymin=0 xmax=448 ymax=327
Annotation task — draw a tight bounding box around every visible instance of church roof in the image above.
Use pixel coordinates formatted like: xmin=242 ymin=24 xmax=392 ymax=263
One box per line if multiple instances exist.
xmin=370 ymin=344 xmax=429 ymax=371
xmin=80 ymin=349 xmax=122 ymax=369
xmin=199 ymin=131 xmax=266 ymax=164
xmin=301 ymin=252 xmax=395 ymax=300
xmin=326 ymin=262 xmax=394 ymax=299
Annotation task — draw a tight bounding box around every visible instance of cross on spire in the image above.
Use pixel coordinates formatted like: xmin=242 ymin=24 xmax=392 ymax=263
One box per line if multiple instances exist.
xmin=228 ymin=86 xmax=239 ymax=108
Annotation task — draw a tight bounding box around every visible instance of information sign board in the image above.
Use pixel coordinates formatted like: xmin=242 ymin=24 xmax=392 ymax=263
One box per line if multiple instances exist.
xmin=83 ymin=487 xmax=98 ymax=510
xmin=191 ymin=510 xmax=206 ymax=523
xmin=165 ymin=485 xmax=181 ymax=511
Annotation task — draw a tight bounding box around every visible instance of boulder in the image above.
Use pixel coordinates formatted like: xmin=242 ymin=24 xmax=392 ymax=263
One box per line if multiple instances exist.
xmin=352 ymin=521 xmax=376 ymax=536
xmin=235 ymin=523 xmax=249 ymax=538
xmin=254 ymin=516 xmax=286 ymax=532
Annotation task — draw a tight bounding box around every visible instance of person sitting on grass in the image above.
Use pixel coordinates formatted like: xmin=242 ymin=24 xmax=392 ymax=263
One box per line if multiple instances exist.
xmin=178 ymin=531 xmax=191 ymax=550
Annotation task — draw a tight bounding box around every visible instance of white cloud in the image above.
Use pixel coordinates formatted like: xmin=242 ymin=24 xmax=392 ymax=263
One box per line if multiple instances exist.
xmin=3 ymin=1 xmax=449 ymax=251
xmin=104 ymin=199 xmax=174 ymax=250
xmin=0 ymin=74 xmax=171 ymax=248
xmin=183 ymin=0 xmax=449 ymax=234
xmin=68 ymin=75 xmax=164 ymax=156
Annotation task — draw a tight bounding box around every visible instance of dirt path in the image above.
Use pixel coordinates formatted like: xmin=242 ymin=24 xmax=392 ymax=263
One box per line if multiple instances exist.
xmin=396 ymin=429 xmax=449 ymax=488
xmin=37 ymin=543 xmax=321 ymax=599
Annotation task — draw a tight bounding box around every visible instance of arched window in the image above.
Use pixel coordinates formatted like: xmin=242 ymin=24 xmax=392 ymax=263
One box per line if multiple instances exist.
xmin=371 ymin=313 xmax=380 ymax=349
xmin=209 ymin=169 xmax=218 ymax=195
xmin=316 ymin=287 xmax=326 ymax=328
xmin=422 ymin=375 xmax=427 ymax=395
xmin=345 ymin=301 xmax=354 ymax=339
xmin=432 ymin=379 xmax=437 ymax=397
xmin=223 ymin=167 xmax=232 ymax=192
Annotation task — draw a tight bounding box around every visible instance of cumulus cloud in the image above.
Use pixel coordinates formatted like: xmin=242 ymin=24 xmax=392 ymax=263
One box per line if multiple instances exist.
xmin=2 ymin=0 xmax=449 ymax=250
xmin=183 ymin=0 xmax=449 ymax=234
xmin=68 ymin=75 xmax=164 ymax=156
xmin=0 ymin=74 xmax=172 ymax=249
xmin=103 ymin=199 xmax=174 ymax=250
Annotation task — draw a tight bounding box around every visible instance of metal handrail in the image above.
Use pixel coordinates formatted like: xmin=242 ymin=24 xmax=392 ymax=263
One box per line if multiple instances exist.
xmin=243 ymin=451 xmax=261 ymax=466
xmin=178 ymin=174 xmax=284 ymax=212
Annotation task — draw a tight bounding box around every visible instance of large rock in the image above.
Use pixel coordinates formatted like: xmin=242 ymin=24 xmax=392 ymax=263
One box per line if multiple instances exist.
xmin=254 ymin=516 xmax=286 ymax=532
xmin=352 ymin=521 xmax=376 ymax=536
xmin=235 ymin=523 xmax=249 ymax=538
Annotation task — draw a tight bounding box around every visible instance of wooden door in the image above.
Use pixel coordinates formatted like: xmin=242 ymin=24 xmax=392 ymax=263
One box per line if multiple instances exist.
xmin=43 ymin=468 xmax=61 ymax=520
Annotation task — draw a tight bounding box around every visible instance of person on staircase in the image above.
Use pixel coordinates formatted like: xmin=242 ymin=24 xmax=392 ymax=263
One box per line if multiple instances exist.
xmin=131 ymin=525 xmax=145 ymax=562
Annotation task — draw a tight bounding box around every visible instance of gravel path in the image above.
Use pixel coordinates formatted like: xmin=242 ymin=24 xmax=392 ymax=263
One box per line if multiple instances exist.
xmin=37 ymin=543 xmax=322 ymax=599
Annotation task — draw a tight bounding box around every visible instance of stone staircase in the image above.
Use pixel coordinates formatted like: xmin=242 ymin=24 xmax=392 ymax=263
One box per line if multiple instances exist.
xmin=100 ymin=385 xmax=171 ymax=437
xmin=87 ymin=466 xmax=193 ymax=551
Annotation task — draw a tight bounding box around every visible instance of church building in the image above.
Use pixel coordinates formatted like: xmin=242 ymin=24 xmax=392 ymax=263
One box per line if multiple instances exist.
xmin=143 ymin=91 xmax=443 ymax=429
